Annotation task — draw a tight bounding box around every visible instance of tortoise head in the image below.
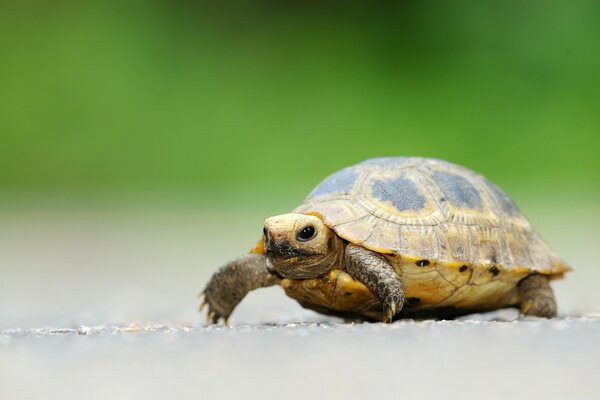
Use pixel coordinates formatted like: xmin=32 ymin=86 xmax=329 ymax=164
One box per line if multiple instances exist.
xmin=263 ymin=213 xmax=343 ymax=279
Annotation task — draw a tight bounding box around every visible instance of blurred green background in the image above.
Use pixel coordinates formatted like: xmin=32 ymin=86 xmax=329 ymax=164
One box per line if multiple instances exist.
xmin=1 ymin=1 xmax=600 ymax=339
xmin=1 ymin=0 xmax=599 ymax=208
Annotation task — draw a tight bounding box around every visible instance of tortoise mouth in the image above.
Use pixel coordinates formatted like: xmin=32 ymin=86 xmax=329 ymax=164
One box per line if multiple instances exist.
xmin=265 ymin=260 xmax=285 ymax=279
xmin=265 ymin=239 xmax=329 ymax=279
xmin=265 ymin=240 xmax=318 ymax=258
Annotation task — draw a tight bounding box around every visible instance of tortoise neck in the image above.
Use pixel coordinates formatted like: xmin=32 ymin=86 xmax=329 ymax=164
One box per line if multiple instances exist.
xmin=324 ymin=234 xmax=345 ymax=273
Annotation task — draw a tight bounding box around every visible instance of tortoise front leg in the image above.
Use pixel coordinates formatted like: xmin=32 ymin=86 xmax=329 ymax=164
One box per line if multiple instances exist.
xmin=518 ymin=274 xmax=557 ymax=318
xmin=344 ymin=244 xmax=404 ymax=322
xmin=200 ymin=253 xmax=279 ymax=324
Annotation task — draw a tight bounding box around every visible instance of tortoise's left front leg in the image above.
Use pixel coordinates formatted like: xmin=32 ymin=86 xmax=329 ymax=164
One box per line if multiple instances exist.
xmin=344 ymin=244 xmax=404 ymax=322
xmin=201 ymin=253 xmax=279 ymax=324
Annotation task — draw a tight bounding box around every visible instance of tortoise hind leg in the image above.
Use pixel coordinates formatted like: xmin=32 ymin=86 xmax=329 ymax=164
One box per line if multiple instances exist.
xmin=518 ymin=274 xmax=557 ymax=318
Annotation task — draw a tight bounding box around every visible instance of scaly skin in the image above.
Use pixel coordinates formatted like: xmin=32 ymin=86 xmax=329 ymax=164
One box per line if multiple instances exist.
xmin=518 ymin=274 xmax=557 ymax=318
xmin=200 ymin=253 xmax=279 ymax=323
xmin=344 ymin=244 xmax=404 ymax=322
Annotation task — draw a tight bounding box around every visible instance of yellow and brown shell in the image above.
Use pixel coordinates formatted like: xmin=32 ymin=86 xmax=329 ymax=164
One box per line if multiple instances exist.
xmin=287 ymin=157 xmax=570 ymax=317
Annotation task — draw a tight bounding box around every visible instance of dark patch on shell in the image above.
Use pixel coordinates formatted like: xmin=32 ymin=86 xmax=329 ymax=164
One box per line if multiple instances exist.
xmin=459 ymin=265 xmax=469 ymax=272
xmin=309 ymin=167 xmax=359 ymax=198
xmin=432 ymin=171 xmax=481 ymax=209
xmin=485 ymin=179 xmax=520 ymax=215
xmin=371 ymin=175 xmax=426 ymax=211
xmin=489 ymin=266 xmax=500 ymax=276
xmin=407 ymin=297 xmax=421 ymax=305
xmin=415 ymin=259 xmax=430 ymax=267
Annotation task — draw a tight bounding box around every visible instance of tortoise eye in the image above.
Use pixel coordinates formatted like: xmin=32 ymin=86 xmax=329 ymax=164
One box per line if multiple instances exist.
xmin=296 ymin=225 xmax=316 ymax=242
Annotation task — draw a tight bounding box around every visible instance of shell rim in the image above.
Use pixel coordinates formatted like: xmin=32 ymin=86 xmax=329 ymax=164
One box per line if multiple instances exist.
xmin=302 ymin=210 xmax=571 ymax=277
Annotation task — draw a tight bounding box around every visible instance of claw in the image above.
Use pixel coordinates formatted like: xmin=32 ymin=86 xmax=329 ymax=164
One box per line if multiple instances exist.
xmin=207 ymin=311 xmax=215 ymax=323
xmin=383 ymin=311 xmax=393 ymax=323
xmin=383 ymin=301 xmax=397 ymax=323
xmin=199 ymin=300 xmax=207 ymax=312
xmin=197 ymin=291 xmax=204 ymax=299
xmin=223 ymin=318 xmax=229 ymax=327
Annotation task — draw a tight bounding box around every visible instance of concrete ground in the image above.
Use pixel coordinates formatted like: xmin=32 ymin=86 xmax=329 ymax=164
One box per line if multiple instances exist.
xmin=1 ymin=203 xmax=599 ymax=399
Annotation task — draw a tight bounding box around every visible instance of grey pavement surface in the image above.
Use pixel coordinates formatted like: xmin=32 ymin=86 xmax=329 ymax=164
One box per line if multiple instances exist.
xmin=1 ymin=203 xmax=599 ymax=399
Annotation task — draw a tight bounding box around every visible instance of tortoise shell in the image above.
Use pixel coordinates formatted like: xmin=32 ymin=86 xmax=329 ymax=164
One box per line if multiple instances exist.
xmin=294 ymin=157 xmax=569 ymax=276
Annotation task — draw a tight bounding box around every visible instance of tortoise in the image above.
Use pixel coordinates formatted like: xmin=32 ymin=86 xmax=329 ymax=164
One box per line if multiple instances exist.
xmin=200 ymin=157 xmax=570 ymax=323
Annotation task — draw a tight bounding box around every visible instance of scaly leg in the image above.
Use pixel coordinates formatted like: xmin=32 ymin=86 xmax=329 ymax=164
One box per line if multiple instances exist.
xmin=200 ymin=253 xmax=279 ymax=324
xmin=344 ymin=244 xmax=404 ymax=322
xmin=518 ymin=274 xmax=557 ymax=318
